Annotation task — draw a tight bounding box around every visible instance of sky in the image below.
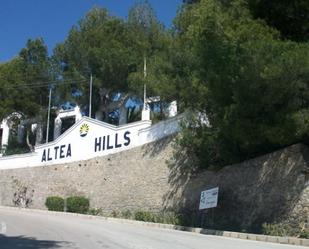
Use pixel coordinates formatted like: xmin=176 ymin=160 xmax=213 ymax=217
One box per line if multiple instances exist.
xmin=0 ymin=0 xmax=183 ymax=62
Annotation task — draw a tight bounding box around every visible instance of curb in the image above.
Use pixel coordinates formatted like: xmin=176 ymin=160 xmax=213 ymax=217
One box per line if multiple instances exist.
xmin=1 ymin=206 xmax=308 ymax=247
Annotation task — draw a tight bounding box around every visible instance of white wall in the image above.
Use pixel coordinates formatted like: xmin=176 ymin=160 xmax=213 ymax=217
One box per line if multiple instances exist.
xmin=0 ymin=116 xmax=182 ymax=170
xmin=0 ymin=152 xmax=39 ymax=169
xmin=0 ymin=119 xmax=9 ymax=150
xmin=138 ymin=115 xmax=182 ymax=144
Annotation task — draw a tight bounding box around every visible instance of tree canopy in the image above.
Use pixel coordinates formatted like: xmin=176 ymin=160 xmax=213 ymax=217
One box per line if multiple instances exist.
xmin=0 ymin=0 xmax=308 ymax=167
xmin=53 ymin=4 xmax=168 ymax=120
xmin=0 ymin=38 xmax=51 ymax=120
xmin=249 ymin=0 xmax=309 ymax=42
xmin=172 ymin=0 xmax=309 ymax=167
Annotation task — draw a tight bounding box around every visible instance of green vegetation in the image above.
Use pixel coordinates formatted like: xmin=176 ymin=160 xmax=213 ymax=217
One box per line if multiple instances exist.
xmin=110 ymin=210 xmax=182 ymax=225
xmin=174 ymin=0 xmax=309 ymax=168
xmin=261 ymin=222 xmax=309 ymax=238
xmin=134 ymin=211 xmax=182 ymax=225
xmin=0 ymin=0 xmax=308 ymax=168
xmin=42 ymin=196 xmax=309 ymax=237
xmin=2 ymin=134 xmax=29 ymax=156
xmin=248 ymin=0 xmax=309 ymax=42
xmin=45 ymin=196 xmax=89 ymax=214
xmin=134 ymin=210 xmax=156 ymax=222
xmin=261 ymin=223 xmax=292 ymax=237
xmin=66 ymin=196 xmax=90 ymax=214
xmin=44 ymin=197 xmax=182 ymax=225
xmin=121 ymin=210 xmax=132 ymax=219
xmin=87 ymin=208 xmax=103 ymax=216
xmin=45 ymin=196 xmax=65 ymax=212
xmin=300 ymin=229 xmax=309 ymax=239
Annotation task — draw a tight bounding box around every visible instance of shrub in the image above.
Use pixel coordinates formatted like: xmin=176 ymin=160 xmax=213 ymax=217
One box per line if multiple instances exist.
xmin=110 ymin=210 xmax=120 ymax=218
xmin=45 ymin=196 xmax=64 ymax=212
xmin=261 ymin=223 xmax=291 ymax=237
xmin=88 ymin=208 xmax=103 ymax=216
xmin=121 ymin=210 xmax=132 ymax=219
xmin=66 ymin=196 xmax=89 ymax=214
xmin=261 ymin=222 xmax=309 ymax=238
xmin=300 ymin=229 xmax=309 ymax=239
xmin=156 ymin=212 xmax=182 ymax=225
xmin=134 ymin=210 xmax=182 ymax=225
xmin=134 ymin=211 xmax=156 ymax=222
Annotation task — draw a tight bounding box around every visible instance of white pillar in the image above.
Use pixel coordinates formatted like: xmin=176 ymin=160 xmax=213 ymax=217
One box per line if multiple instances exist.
xmin=75 ymin=106 xmax=82 ymax=122
xmin=168 ymin=101 xmax=177 ymax=117
xmin=53 ymin=117 xmax=62 ymax=140
xmin=119 ymin=105 xmax=128 ymax=125
xmin=142 ymin=104 xmax=150 ymax=121
xmin=17 ymin=124 xmax=25 ymax=144
xmin=35 ymin=123 xmax=43 ymax=145
xmin=1 ymin=120 xmax=9 ymax=148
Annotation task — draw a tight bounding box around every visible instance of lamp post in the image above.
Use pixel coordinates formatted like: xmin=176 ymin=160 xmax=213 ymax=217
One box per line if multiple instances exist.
xmin=89 ymin=73 xmax=93 ymax=118
xmin=46 ymin=87 xmax=52 ymax=143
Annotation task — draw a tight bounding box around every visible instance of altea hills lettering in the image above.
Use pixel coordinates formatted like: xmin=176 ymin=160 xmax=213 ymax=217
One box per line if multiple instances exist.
xmin=94 ymin=131 xmax=131 ymax=152
xmin=41 ymin=144 xmax=72 ymax=162
xmin=40 ymin=131 xmax=131 ymax=162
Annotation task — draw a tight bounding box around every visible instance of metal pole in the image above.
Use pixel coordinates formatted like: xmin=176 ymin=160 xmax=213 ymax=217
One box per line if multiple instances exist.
xmin=144 ymin=56 xmax=147 ymax=78
xmin=143 ymin=84 xmax=147 ymax=110
xmin=143 ymin=57 xmax=147 ymax=110
xmin=46 ymin=87 xmax=52 ymax=143
xmin=89 ymin=73 xmax=93 ymax=118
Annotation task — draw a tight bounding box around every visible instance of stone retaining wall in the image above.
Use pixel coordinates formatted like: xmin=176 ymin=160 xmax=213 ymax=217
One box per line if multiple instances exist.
xmin=0 ymin=137 xmax=308 ymax=232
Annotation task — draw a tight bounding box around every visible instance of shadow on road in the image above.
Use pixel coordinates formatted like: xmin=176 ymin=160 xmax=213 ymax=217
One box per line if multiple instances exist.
xmin=0 ymin=234 xmax=71 ymax=249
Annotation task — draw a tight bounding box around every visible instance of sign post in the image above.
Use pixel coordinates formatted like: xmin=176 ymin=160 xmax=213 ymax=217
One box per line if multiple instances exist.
xmin=199 ymin=187 xmax=219 ymax=227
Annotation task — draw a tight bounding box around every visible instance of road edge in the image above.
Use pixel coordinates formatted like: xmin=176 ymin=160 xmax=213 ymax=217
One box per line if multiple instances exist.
xmin=0 ymin=206 xmax=308 ymax=247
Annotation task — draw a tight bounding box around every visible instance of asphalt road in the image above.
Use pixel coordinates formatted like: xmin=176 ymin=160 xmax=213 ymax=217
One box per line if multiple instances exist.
xmin=0 ymin=208 xmax=307 ymax=249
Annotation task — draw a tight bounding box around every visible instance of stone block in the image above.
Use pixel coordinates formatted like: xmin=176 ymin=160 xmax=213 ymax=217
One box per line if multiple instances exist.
xmin=222 ymin=231 xmax=231 ymax=237
xmin=255 ymin=235 xmax=267 ymax=242
xmin=230 ymin=232 xmax=239 ymax=238
xmin=300 ymin=239 xmax=309 ymax=247
xmin=247 ymin=234 xmax=257 ymax=241
xmin=238 ymin=233 xmax=248 ymax=240
xmin=288 ymin=237 xmax=301 ymax=246
xmin=266 ymin=236 xmax=278 ymax=243
xmin=277 ymin=237 xmax=289 ymax=244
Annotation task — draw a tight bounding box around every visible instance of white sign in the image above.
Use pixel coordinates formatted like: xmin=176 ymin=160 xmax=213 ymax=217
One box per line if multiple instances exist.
xmin=0 ymin=115 xmax=182 ymax=169
xmin=199 ymin=187 xmax=219 ymax=210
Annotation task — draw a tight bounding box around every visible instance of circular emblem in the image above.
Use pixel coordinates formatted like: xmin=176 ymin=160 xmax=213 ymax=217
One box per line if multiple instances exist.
xmin=79 ymin=124 xmax=89 ymax=137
